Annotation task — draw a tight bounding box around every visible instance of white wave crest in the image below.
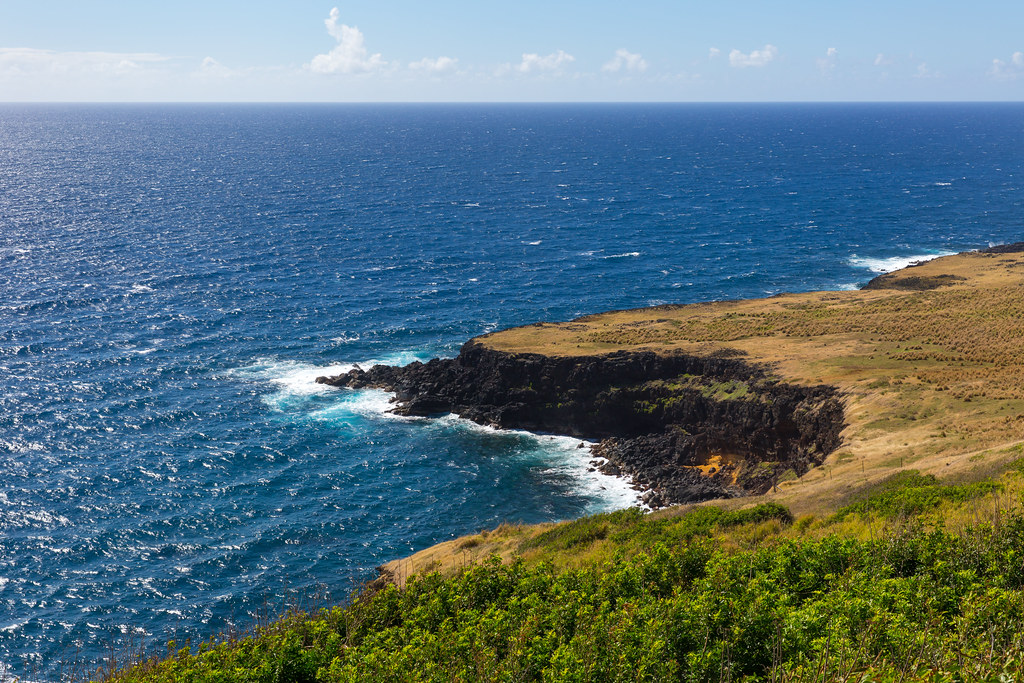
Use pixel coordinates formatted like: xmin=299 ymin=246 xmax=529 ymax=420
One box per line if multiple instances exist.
xmin=847 ymin=250 xmax=957 ymax=274
xmin=231 ymin=351 xmax=430 ymax=405
xmin=308 ymin=388 xmax=397 ymax=422
xmin=234 ymin=355 xmax=641 ymax=511
xmin=232 ymin=360 xmax=360 ymax=398
xmin=425 ymin=416 xmax=641 ymax=511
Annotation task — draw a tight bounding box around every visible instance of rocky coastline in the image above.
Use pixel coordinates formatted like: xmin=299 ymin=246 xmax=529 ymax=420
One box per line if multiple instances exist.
xmin=316 ymin=342 xmax=845 ymax=507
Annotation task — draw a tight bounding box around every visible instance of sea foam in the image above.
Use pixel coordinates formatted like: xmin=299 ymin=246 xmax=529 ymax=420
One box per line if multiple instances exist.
xmin=847 ymin=250 xmax=957 ymax=274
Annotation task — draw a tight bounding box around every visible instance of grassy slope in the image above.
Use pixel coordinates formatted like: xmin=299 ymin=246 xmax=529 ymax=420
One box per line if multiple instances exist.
xmin=109 ymin=251 xmax=1024 ymax=681
xmin=384 ymin=249 xmax=1024 ymax=582
xmin=108 ymin=464 xmax=1024 ymax=682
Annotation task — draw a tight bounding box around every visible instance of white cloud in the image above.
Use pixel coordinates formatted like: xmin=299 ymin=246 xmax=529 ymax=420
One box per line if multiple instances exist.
xmin=992 ymin=51 xmax=1024 ymax=79
xmin=0 ymin=47 xmax=167 ymax=78
xmin=729 ymin=44 xmax=778 ymax=68
xmin=602 ymin=48 xmax=647 ymax=73
xmin=199 ymin=57 xmax=233 ymax=78
xmin=873 ymin=53 xmax=891 ymax=67
xmin=308 ymin=7 xmax=386 ymax=74
xmin=516 ymin=49 xmax=575 ymax=73
xmin=409 ymin=56 xmax=458 ymax=74
xmin=708 ymin=47 xmax=721 ymax=60
xmin=817 ymin=47 xmax=838 ymax=75
xmin=914 ymin=62 xmax=939 ymax=79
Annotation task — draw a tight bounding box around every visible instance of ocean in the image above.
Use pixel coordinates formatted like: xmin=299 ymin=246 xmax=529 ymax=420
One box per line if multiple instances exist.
xmin=0 ymin=102 xmax=1021 ymax=677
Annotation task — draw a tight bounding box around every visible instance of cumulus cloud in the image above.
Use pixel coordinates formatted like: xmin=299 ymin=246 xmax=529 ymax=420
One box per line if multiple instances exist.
xmin=992 ymin=51 xmax=1024 ymax=79
xmin=729 ymin=44 xmax=778 ymax=68
xmin=308 ymin=7 xmax=385 ymax=74
xmin=0 ymin=47 xmax=166 ymax=77
xmin=708 ymin=47 xmax=721 ymax=60
xmin=409 ymin=56 xmax=458 ymax=74
xmin=515 ymin=49 xmax=575 ymax=73
xmin=602 ymin=48 xmax=647 ymax=73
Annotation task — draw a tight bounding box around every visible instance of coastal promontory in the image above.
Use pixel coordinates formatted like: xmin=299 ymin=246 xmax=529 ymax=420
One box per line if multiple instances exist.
xmin=318 ymin=245 xmax=1024 ymax=512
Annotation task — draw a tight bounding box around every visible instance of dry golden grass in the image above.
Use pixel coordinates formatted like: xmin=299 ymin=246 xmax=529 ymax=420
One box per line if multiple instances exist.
xmin=382 ymin=250 xmax=1024 ymax=583
xmin=384 ymin=456 xmax=1024 ymax=588
xmin=479 ymin=250 xmax=1024 ymax=517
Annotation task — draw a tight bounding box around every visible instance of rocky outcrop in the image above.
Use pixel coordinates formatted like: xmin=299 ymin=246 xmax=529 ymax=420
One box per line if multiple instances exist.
xmin=316 ymin=343 xmax=844 ymax=507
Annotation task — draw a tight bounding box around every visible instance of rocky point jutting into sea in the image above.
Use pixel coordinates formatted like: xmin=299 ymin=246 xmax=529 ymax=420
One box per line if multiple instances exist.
xmin=319 ymin=244 xmax=1024 ymax=511
xmin=316 ymin=345 xmax=844 ymax=507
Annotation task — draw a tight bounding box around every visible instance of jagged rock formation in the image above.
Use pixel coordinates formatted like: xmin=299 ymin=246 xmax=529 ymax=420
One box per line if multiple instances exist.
xmin=316 ymin=343 xmax=844 ymax=507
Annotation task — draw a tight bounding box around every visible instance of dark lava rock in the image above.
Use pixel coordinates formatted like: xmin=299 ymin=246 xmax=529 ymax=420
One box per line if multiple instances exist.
xmin=316 ymin=342 xmax=845 ymax=506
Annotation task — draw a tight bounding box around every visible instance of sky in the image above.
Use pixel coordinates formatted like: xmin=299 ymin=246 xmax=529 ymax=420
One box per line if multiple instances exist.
xmin=1 ymin=1 xmax=1023 ymax=102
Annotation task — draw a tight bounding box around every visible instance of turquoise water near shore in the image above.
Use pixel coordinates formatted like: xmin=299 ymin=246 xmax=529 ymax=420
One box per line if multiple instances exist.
xmin=1 ymin=103 xmax=1021 ymax=676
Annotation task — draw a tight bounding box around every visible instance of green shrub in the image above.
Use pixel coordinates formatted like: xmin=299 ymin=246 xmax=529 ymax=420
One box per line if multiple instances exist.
xmin=110 ymin=506 xmax=1024 ymax=683
xmin=834 ymin=469 xmax=1001 ymax=520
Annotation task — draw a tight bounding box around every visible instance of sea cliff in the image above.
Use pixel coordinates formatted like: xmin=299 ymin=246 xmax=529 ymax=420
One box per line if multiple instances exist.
xmin=317 ymin=345 xmax=844 ymax=506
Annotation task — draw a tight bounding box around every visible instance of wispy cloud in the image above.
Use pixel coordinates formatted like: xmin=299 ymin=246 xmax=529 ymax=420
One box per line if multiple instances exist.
xmin=409 ymin=56 xmax=458 ymax=74
xmin=992 ymin=51 xmax=1024 ymax=79
xmin=602 ymin=48 xmax=647 ymax=74
xmin=198 ymin=57 xmax=234 ymax=79
xmin=0 ymin=47 xmax=168 ymax=77
xmin=308 ymin=8 xmax=386 ymax=74
xmin=817 ymin=47 xmax=837 ymax=75
xmin=914 ymin=62 xmax=939 ymax=79
xmin=729 ymin=44 xmax=778 ymax=68
xmin=708 ymin=47 xmax=721 ymax=60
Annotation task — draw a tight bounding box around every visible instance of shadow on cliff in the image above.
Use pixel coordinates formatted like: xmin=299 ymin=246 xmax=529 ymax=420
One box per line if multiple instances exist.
xmin=317 ymin=343 xmax=845 ymax=507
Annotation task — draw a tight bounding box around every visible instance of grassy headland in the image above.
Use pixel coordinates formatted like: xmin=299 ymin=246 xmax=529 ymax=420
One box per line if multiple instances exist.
xmin=106 ymin=248 xmax=1024 ymax=682
xmin=478 ymin=247 xmax=1024 ymax=517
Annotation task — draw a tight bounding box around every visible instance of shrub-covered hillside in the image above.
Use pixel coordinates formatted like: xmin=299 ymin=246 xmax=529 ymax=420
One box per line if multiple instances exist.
xmin=105 ymin=464 xmax=1024 ymax=682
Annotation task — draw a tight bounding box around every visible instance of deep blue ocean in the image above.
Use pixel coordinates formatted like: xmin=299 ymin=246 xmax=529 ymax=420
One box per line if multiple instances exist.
xmin=1 ymin=103 xmax=1022 ymax=677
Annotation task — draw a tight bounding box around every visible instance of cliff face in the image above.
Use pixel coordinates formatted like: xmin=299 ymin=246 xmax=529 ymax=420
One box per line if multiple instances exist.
xmin=317 ymin=343 xmax=845 ymax=507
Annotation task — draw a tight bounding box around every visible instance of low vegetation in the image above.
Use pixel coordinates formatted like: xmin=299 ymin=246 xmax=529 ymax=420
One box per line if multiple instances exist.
xmin=102 ymin=462 xmax=1024 ymax=682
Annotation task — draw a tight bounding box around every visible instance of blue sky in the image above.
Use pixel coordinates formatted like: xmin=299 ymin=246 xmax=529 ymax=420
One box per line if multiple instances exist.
xmin=1 ymin=1 xmax=1022 ymax=101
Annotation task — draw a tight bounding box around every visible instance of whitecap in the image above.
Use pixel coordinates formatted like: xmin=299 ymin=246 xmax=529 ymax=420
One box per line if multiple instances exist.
xmin=422 ymin=415 xmax=642 ymax=511
xmin=847 ymin=250 xmax=957 ymax=274
xmin=602 ymin=251 xmax=641 ymax=259
xmin=231 ymin=352 xmax=432 ymax=411
xmin=0 ymin=620 xmax=27 ymax=633
xmin=308 ymin=389 xmax=397 ymax=422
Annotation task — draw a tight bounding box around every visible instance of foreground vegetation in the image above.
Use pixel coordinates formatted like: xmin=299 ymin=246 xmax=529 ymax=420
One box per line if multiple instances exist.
xmin=105 ymin=462 xmax=1024 ymax=682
